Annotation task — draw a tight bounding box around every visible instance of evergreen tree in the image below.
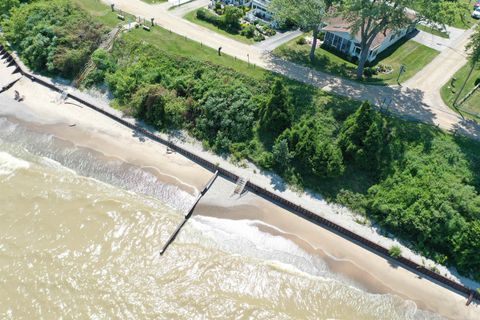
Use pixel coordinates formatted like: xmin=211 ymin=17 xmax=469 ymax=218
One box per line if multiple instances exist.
xmin=260 ymin=79 xmax=292 ymax=136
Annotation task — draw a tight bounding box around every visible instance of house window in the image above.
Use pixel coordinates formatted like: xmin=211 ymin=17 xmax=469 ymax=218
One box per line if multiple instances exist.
xmin=325 ymin=32 xmax=333 ymax=46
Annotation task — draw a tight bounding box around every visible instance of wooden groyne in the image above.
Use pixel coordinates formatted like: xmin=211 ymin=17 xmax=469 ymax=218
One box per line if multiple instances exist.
xmin=160 ymin=170 xmax=218 ymax=255
xmin=1 ymin=44 xmax=479 ymax=303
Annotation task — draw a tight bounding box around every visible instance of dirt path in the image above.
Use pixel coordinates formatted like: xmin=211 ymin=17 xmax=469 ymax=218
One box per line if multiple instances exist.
xmin=102 ymin=0 xmax=480 ymax=140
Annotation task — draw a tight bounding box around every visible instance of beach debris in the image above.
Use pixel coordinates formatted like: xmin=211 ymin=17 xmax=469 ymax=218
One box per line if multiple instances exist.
xmin=13 ymin=90 xmax=24 ymax=102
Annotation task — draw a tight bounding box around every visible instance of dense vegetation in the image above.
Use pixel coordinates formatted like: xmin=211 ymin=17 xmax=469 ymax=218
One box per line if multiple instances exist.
xmin=2 ymin=0 xmax=480 ymax=282
xmin=2 ymin=0 xmax=104 ymax=78
xmin=94 ymin=39 xmax=480 ymax=281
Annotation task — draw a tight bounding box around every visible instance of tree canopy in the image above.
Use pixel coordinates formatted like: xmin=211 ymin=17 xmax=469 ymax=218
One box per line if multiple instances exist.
xmin=270 ymin=0 xmax=326 ymax=62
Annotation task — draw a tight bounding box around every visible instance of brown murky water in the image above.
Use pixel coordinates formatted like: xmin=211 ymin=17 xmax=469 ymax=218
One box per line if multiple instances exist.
xmin=0 ymin=117 xmax=443 ymax=319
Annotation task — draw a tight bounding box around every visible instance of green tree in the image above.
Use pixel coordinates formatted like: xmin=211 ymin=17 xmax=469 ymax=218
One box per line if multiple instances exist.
xmin=260 ymin=79 xmax=292 ymax=136
xmin=339 ymin=0 xmax=456 ymax=79
xmin=338 ymin=102 xmax=388 ymax=169
xmin=270 ymin=0 xmax=326 ymax=62
xmin=272 ymin=138 xmax=293 ymax=171
xmin=223 ymin=6 xmax=243 ymax=30
xmin=131 ymin=84 xmax=168 ymax=128
xmin=0 ymin=0 xmax=19 ymax=21
xmin=453 ymin=26 xmax=480 ymax=107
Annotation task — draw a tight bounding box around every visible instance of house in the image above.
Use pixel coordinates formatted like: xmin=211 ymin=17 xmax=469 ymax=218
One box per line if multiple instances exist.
xmin=321 ymin=16 xmax=415 ymax=62
xmin=251 ymin=0 xmax=273 ymax=20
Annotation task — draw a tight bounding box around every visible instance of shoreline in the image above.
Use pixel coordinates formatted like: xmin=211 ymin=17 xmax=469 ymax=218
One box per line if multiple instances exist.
xmin=0 ymin=75 xmax=213 ymax=202
xmin=0 ymin=56 xmax=479 ymax=319
xmin=194 ymin=176 xmax=480 ymax=319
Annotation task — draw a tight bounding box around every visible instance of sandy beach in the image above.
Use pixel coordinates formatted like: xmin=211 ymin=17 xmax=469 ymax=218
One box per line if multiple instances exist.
xmin=0 ymin=58 xmax=479 ymax=319
xmin=0 ymin=75 xmax=213 ymax=198
xmin=195 ymin=177 xmax=480 ymax=320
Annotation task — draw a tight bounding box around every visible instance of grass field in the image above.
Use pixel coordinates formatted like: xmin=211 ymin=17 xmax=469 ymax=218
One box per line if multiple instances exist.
xmin=71 ymin=0 xmax=264 ymax=79
xmin=183 ymin=10 xmax=255 ymax=44
xmin=274 ymin=34 xmax=439 ymax=85
xmin=141 ymin=0 xmax=167 ymax=3
xmin=413 ymin=0 xmax=479 ymax=29
xmin=441 ymin=63 xmax=480 ymax=121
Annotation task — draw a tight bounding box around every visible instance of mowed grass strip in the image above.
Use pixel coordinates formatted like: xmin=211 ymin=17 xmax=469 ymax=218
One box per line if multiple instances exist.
xmin=441 ymin=63 xmax=480 ymax=121
xmin=183 ymin=9 xmax=255 ymax=44
xmin=72 ymin=0 xmax=264 ymax=79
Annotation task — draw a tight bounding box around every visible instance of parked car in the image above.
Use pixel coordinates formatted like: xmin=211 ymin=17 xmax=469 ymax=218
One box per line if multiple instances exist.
xmin=473 ymin=7 xmax=480 ymax=19
xmin=474 ymin=1 xmax=480 ymax=9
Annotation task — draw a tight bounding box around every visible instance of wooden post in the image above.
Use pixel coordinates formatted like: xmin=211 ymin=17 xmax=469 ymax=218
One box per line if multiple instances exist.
xmin=466 ymin=291 xmax=474 ymax=306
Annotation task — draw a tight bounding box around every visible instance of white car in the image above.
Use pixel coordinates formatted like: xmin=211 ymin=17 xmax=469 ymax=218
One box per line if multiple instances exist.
xmin=472 ymin=8 xmax=480 ymax=19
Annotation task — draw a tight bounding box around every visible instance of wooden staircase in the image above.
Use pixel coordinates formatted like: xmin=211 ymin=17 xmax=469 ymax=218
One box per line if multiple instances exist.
xmin=233 ymin=176 xmax=248 ymax=196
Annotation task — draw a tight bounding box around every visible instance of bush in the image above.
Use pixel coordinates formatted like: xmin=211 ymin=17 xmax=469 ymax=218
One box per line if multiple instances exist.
xmin=389 ymin=245 xmax=402 ymax=258
xmin=4 ymin=0 xmax=104 ymax=78
xmin=253 ymin=34 xmax=265 ymax=42
xmin=363 ymin=67 xmax=378 ymax=78
xmin=296 ymin=37 xmax=307 ymax=45
xmin=224 ymin=6 xmax=243 ymax=30
xmin=240 ymin=24 xmax=255 ymax=38
xmin=196 ymin=8 xmax=223 ymax=27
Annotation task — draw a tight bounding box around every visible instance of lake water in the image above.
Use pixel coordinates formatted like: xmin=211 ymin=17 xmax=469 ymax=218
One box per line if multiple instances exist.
xmin=0 ymin=116 xmax=443 ymax=319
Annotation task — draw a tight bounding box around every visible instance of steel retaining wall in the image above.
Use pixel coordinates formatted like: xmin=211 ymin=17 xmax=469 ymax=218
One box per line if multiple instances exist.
xmin=1 ymin=45 xmax=478 ymax=302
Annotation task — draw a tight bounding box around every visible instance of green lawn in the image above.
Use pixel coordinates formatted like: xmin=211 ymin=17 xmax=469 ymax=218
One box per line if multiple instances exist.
xmin=141 ymin=0 xmax=167 ymax=3
xmin=274 ymin=34 xmax=439 ymax=85
xmin=71 ymin=0 xmax=263 ymax=79
xmin=183 ymin=9 xmax=255 ymax=44
xmin=416 ymin=24 xmax=449 ymax=39
xmin=412 ymin=0 xmax=479 ymax=29
xmin=441 ymin=63 xmax=480 ymax=121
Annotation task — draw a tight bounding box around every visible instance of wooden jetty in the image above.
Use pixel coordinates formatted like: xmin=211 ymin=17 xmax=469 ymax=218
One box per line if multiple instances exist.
xmin=159 ymin=170 xmax=218 ymax=256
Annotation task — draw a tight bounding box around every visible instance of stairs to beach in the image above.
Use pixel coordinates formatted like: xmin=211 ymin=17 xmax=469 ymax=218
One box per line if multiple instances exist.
xmin=233 ymin=176 xmax=248 ymax=196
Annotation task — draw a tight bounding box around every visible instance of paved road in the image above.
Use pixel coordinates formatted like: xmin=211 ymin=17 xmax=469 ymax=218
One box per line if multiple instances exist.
xmin=103 ymin=0 xmax=480 ymax=140
xmin=254 ymin=30 xmax=303 ymax=51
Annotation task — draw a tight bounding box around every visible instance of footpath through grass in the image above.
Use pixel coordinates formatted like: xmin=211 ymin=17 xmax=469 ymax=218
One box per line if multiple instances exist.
xmin=274 ymin=34 xmax=439 ymax=85
xmin=183 ymin=9 xmax=255 ymax=44
xmin=441 ymin=64 xmax=480 ymax=121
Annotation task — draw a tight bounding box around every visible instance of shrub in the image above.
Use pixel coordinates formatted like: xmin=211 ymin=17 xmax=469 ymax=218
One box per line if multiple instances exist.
xmin=196 ymin=8 xmax=222 ymax=27
xmin=253 ymin=34 xmax=265 ymax=42
xmin=296 ymin=37 xmax=307 ymax=45
xmin=4 ymin=0 xmax=104 ymax=78
xmin=224 ymin=6 xmax=243 ymax=30
xmin=363 ymin=67 xmax=377 ymax=78
xmin=389 ymin=245 xmax=402 ymax=258
xmin=240 ymin=24 xmax=255 ymax=38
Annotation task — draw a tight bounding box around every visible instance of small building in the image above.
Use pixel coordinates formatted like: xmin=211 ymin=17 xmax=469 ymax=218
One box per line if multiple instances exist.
xmin=251 ymin=0 xmax=273 ymax=20
xmin=321 ymin=16 xmax=415 ymax=62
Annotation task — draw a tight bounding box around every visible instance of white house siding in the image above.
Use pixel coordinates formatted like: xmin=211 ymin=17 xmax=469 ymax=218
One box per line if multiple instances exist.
xmin=323 ymin=27 xmax=412 ymax=62
xmin=323 ymin=31 xmax=355 ymax=56
xmin=252 ymin=0 xmax=272 ymax=20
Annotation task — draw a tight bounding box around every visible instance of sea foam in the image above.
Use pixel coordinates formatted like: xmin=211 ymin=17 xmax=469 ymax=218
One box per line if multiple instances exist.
xmin=0 ymin=151 xmax=30 ymax=176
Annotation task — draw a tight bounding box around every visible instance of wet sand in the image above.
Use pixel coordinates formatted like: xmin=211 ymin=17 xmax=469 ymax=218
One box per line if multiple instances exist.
xmin=194 ymin=176 xmax=480 ymax=320
xmin=0 ymin=62 xmax=478 ymax=320
xmin=0 ymin=76 xmax=213 ymax=197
